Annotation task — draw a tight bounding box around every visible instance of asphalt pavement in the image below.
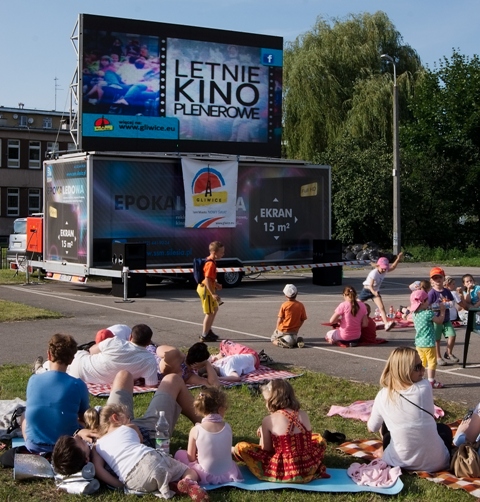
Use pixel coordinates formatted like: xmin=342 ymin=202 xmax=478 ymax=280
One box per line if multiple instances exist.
xmin=1 ymin=263 xmax=480 ymax=408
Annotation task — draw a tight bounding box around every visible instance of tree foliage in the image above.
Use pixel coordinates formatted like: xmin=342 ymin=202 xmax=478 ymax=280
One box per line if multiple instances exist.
xmin=283 ymin=12 xmax=480 ymax=249
xmin=318 ymin=137 xmax=393 ymax=246
xmin=283 ymin=11 xmax=421 ymax=160
xmin=402 ymin=51 xmax=480 ymax=247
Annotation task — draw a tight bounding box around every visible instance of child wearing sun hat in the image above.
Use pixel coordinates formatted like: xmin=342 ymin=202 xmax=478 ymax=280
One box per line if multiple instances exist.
xmin=410 ymin=289 xmax=446 ymax=389
xmin=358 ymin=253 xmax=403 ymax=331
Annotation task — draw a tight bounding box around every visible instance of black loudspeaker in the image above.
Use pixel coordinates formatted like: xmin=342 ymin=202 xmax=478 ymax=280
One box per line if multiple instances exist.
xmin=312 ymin=239 xmax=343 ymax=286
xmin=111 ymin=242 xmax=147 ymax=297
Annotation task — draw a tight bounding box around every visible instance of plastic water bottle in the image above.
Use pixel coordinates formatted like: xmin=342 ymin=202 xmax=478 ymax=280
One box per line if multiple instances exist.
xmin=155 ymin=411 xmax=170 ymax=455
xmin=389 ymin=306 xmax=395 ymax=319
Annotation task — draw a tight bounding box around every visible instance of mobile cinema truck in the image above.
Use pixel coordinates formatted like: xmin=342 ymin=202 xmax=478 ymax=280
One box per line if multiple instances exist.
xmin=28 ymin=14 xmax=336 ymax=295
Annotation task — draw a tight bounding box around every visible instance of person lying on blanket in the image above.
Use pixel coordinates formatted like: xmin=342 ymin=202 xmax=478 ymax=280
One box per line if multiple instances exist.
xmin=52 ymin=370 xmax=201 ymax=479
xmin=148 ymin=342 xmax=220 ymax=387
xmin=209 ymin=340 xmax=260 ymax=382
xmin=210 ymin=353 xmax=257 ymax=381
xmin=367 ymin=347 xmax=452 ymax=472
xmin=67 ymin=324 xmax=159 ymax=386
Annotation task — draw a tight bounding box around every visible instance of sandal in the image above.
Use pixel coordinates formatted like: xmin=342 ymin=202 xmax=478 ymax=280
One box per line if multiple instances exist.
xmin=431 ymin=380 xmax=445 ymax=389
xmin=274 ymin=338 xmax=292 ymax=349
xmin=258 ymin=350 xmax=274 ymax=365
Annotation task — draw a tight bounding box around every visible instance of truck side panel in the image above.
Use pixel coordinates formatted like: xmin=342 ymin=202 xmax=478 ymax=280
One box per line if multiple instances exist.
xmin=43 ymin=155 xmax=330 ymax=271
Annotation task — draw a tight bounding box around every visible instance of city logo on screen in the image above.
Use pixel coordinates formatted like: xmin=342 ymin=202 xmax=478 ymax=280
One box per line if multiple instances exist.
xmin=93 ymin=116 xmax=114 ymax=132
xmin=191 ymin=166 xmax=227 ymax=207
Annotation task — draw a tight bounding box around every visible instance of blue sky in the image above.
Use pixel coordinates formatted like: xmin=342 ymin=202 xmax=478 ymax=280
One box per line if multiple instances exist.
xmin=0 ymin=0 xmax=478 ymax=111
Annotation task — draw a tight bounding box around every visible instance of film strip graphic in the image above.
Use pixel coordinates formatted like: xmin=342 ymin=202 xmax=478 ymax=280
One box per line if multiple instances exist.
xmin=129 ymin=260 xmax=370 ymax=275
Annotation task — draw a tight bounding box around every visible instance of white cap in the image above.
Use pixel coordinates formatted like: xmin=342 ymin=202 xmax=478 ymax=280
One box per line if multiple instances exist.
xmin=283 ymin=284 xmax=297 ymax=298
xmin=107 ymin=324 xmax=131 ymax=341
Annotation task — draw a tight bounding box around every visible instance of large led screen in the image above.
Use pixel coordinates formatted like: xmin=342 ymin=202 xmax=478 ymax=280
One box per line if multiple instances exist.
xmin=79 ymin=14 xmax=283 ymax=157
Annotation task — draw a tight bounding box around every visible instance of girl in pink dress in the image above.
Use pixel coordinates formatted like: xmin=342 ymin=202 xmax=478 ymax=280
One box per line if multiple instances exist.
xmin=325 ymin=285 xmax=368 ymax=346
xmin=174 ymin=388 xmax=243 ymax=485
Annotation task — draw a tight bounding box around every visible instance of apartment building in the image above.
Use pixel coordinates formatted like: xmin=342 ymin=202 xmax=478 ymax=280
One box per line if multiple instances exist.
xmin=0 ymin=104 xmax=74 ymax=239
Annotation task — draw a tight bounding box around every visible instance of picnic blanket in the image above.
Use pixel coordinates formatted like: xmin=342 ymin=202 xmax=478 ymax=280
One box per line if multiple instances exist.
xmin=87 ymin=365 xmax=300 ymax=397
xmin=327 ymin=400 xmax=444 ymax=422
xmin=203 ymin=464 xmax=403 ymax=495
xmin=337 ymin=421 xmax=480 ymax=498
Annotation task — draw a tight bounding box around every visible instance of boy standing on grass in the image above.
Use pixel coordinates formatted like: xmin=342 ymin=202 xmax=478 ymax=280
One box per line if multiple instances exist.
xmin=271 ymin=284 xmax=307 ymax=348
xmin=410 ymin=289 xmax=446 ymax=389
xmin=197 ymin=241 xmax=224 ymax=343
xmin=428 ymin=267 xmax=458 ymax=366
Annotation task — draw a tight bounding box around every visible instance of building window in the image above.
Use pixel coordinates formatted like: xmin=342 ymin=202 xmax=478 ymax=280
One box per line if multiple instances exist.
xmin=7 ymin=139 xmax=20 ymax=168
xmin=43 ymin=117 xmax=52 ymax=129
xmin=0 ymin=139 xmax=2 ymax=167
xmin=47 ymin=142 xmax=59 ymax=154
xmin=29 ymin=141 xmax=41 ymax=169
xmin=67 ymin=142 xmax=76 ymax=151
xmin=7 ymin=188 xmax=20 ymax=217
xmin=19 ymin=115 xmax=28 ymax=127
xmin=28 ymin=189 xmax=41 ymax=214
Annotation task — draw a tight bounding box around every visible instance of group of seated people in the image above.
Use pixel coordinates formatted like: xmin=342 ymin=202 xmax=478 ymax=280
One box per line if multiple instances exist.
xmin=83 ymin=45 xmax=160 ymax=115
xmin=8 ymin=321 xmax=477 ymax=499
xmin=15 ymin=327 xmax=281 ymax=499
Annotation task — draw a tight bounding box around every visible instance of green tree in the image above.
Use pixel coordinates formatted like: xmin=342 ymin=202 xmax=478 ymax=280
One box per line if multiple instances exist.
xmin=401 ymin=51 xmax=480 ymax=247
xmin=283 ymin=11 xmax=421 ymax=161
xmin=318 ymin=137 xmax=393 ymax=246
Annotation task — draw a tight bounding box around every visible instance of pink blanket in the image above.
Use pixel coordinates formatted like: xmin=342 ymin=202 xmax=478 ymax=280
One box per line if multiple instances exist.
xmin=327 ymin=400 xmax=444 ymax=422
xmin=87 ymin=365 xmax=300 ymax=397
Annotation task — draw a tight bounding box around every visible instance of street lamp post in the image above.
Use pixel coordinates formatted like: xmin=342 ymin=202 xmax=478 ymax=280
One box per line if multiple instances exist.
xmin=381 ymin=54 xmax=401 ymax=256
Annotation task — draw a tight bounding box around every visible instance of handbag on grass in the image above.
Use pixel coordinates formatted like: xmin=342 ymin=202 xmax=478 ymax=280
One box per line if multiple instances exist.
xmin=450 ymin=442 xmax=480 ymax=478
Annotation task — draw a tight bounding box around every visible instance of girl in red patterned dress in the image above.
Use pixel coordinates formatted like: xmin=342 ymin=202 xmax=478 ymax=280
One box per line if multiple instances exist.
xmin=233 ymin=379 xmax=329 ymax=483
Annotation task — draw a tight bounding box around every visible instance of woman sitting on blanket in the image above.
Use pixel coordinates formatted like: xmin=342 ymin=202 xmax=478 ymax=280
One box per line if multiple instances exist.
xmin=233 ymin=379 xmax=329 ymax=483
xmin=325 ymin=286 xmax=368 ymax=347
xmin=367 ymin=347 xmax=452 ymax=472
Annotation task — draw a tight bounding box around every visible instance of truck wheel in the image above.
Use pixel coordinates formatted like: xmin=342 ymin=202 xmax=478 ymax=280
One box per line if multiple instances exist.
xmin=218 ymin=271 xmax=242 ymax=288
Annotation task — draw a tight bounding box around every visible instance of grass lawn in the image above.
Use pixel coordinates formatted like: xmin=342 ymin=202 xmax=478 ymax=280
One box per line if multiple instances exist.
xmin=0 ymin=269 xmax=62 ymax=322
xmin=0 ymin=364 xmax=472 ymax=501
xmin=0 ymin=299 xmax=62 ymax=323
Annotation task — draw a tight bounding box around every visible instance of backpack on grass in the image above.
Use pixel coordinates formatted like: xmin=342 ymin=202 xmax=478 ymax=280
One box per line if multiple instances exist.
xmin=192 ymin=258 xmax=212 ymax=284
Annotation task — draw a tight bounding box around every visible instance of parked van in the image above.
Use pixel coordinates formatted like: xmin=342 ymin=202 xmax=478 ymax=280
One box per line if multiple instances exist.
xmin=7 ymin=214 xmax=43 ymax=268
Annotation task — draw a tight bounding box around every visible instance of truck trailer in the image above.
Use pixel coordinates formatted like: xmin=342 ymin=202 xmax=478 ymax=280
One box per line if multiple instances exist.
xmin=29 ymin=151 xmax=331 ymax=292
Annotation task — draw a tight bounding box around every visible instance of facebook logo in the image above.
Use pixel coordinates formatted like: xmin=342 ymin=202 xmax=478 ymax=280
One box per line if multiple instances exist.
xmin=263 ymin=53 xmax=274 ymax=64
xmin=261 ymin=48 xmax=283 ymax=67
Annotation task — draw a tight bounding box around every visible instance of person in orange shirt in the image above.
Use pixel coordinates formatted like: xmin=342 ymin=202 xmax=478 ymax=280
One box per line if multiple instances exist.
xmin=197 ymin=241 xmax=224 ymax=343
xmin=271 ymin=284 xmax=307 ymax=348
